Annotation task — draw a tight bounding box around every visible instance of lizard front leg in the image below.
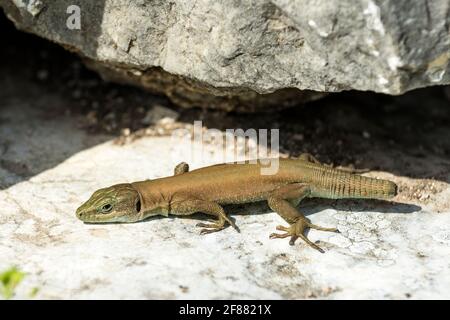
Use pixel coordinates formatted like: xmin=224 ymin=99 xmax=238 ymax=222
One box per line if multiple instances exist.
xmin=171 ymin=199 xmax=239 ymax=234
xmin=267 ymin=183 xmax=338 ymax=253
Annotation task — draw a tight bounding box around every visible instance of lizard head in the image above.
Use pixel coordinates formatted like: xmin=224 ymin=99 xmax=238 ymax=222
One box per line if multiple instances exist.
xmin=76 ymin=183 xmax=142 ymax=223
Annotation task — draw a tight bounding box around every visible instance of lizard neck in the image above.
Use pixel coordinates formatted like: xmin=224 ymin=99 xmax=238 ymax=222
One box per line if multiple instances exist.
xmin=131 ymin=180 xmax=169 ymax=218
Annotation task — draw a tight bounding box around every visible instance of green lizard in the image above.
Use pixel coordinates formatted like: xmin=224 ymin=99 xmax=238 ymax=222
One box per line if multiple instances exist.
xmin=76 ymin=155 xmax=397 ymax=252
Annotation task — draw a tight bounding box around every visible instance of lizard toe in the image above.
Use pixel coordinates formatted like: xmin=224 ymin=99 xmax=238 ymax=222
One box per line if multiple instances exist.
xmin=199 ymin=227 xmax=224 ymax=235
xmin=269 ymin=232 xmax=290 ymax=239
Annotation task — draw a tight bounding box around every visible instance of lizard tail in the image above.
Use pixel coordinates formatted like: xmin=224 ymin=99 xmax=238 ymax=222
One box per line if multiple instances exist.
xmin=338 ymin=175 xmax=398 ymax=199
xmin=322 ymin=172 xmax=398 ymax=200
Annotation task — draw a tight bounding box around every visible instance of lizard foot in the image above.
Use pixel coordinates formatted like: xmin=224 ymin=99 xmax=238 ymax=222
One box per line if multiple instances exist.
xmin=269 ymin=218 xmax=339 ymax=253
xmin=196 ymin=216 xmax=240 ymax=234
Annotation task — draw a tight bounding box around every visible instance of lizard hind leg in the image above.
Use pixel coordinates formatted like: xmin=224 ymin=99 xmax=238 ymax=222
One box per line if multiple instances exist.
xmin=267 ymin=183 xmax=338 ymax=253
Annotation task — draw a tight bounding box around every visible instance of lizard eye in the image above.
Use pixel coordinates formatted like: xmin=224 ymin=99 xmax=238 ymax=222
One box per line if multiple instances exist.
xmin=101 ymin=204 xmax=113 ymax=213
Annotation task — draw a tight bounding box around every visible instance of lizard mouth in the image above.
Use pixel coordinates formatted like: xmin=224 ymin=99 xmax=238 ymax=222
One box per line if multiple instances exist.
xmin=76 ymin=209 xmax=102 ymax=223
xmin=77 ymin=211 xmax=135 ymax=223
xmin=76 ymin=206 xmax=88 ymax=221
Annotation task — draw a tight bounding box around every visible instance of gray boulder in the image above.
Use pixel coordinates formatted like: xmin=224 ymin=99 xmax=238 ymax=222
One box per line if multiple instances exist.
xmin=1 ymin=0 xmax=449 ymax=111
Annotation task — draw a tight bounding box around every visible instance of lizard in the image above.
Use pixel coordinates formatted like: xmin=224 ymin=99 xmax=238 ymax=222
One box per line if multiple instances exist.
xmin=76 ymin=154 xmax=398 ymax=253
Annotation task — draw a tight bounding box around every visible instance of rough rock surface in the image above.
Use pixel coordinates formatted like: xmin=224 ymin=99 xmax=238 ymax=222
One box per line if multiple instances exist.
xmin=1 ymin=0 xmax=449 ymax=111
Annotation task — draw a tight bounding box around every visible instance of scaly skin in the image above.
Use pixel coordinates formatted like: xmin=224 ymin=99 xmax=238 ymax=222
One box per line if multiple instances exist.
xmin=76 ymin=155 xmax=397 ymax=253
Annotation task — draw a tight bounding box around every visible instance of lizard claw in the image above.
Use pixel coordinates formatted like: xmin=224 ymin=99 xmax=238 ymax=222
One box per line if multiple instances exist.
xmin=224 ymin=216 xmax=240 ymax=233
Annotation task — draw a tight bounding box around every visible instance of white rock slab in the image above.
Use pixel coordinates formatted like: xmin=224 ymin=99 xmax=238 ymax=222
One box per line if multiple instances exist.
xmin=1 ymin=99 xmax=449 ymax=299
